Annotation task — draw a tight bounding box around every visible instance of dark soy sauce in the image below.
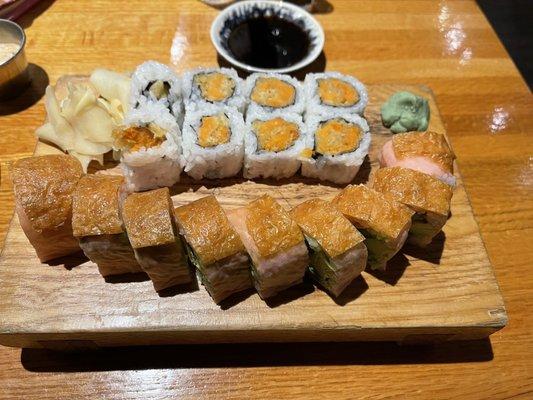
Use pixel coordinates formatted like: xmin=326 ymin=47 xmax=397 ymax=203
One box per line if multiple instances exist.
xmin=228 ymin=15 xmax=310 ymax=69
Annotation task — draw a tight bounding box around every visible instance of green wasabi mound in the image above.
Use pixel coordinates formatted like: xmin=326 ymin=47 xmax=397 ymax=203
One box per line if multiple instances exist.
xmin=381 ymin=91 xmax=430 ymax=133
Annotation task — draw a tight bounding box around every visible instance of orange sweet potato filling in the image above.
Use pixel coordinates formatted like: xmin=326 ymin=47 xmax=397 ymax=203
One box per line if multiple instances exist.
xmin=315 ymin=119 xmax=362 ymax=156
xmin=253 ymin=118 xmax=299 ymax=152
xmin=195 ymin=72 xmax=235 ymax=102
xmin=113 ymin=126 xmax=164 ymax=152
xmin=251 ymin=78 xmax=296 ymax=108
xmin=318 ymin=78 xmax=359 ymax=106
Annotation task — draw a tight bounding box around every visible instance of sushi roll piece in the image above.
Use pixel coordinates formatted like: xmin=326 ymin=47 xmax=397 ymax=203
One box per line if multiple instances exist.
xmin=122 ymin=188 xmax=191 ymax=292
xmin=113 ymin=102 xmax=183 ymax=191
xmin=245 ymin=73 xmax=305 ymax=115
xmin=181 ymin=106 xmax=244 ymax=179
xmin=72 ymin=174 xmax=142 ymax=277
xmin=304 ymin=72 xmax=368 ymax=117
xmin=130 ymin=60 xmax=182 ymax=119
xmin=332 ymin=185 xmax=413 ymax=270
xmin=182 ymin=67 xmax=245 ymax=112
xmin=244 ymin=112 xmax=312 ymax=179
xmin=379 ymin=131 xmax=456 ymax=186
xmin=227 ymin=195 xmax=309 ymax=299
xmin=372 ymin=167 xmax=453 ymax=247
xmin=174 ymin=196 xmax=251 ymax=304
xmin=11 ymin=155 xmax=84 ymax=262
xmin=302 ymin=114 xmax=371 ymax=184
xmin=291 ymin=199 xmax=368 ymax=297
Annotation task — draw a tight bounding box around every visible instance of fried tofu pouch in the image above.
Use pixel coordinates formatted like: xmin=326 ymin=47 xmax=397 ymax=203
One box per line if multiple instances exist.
xmin=291 ymin=199 xmax=367 ymax=297
xmin=332 ymin=185 xmax=413 ymax=270
xmin=122 ymin=188 xmax=191 ymax=293
xmin=174 ymin=196 xmax=251 ymax=304
xmin=227 ymin=195 xmax=309 ymax=299
xmin=72 ymin=174 xmax=142 ymax=277
xmin=11 ymin=155 xmax=84 ymax=262
xmin=379 ymin=131 xmax=456 ymax=186
xmin=372 ymin=167 xmax=453 ymax=247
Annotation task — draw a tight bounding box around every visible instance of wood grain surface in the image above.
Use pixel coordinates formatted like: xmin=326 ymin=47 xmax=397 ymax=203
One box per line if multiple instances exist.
xmin=0 ymin=84 xmax=506 ymax=349
xmin=0 ymin=0 xmax=531 ymax=399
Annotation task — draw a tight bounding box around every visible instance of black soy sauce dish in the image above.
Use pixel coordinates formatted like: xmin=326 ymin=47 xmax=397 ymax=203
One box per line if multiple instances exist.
xmin=210 ymin=0 xmax=325 ymax=74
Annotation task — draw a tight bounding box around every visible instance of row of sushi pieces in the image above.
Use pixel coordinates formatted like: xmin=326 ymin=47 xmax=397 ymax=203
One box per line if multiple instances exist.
xmin=114 ymin=62 xmax=371 ymax=191
xmin=11 ymin=141 xmax=454 ymax=303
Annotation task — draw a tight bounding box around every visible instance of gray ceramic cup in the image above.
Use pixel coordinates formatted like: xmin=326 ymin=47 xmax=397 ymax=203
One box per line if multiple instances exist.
xmin=0 ymin=19 xmax=30 ymax=100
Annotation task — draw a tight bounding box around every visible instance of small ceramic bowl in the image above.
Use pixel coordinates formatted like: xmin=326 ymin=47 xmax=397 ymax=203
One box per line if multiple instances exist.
xmin=0 ymin=19 xmax=29 ymax=100
xmin=210 ymin=0 xmax=325 ymax=74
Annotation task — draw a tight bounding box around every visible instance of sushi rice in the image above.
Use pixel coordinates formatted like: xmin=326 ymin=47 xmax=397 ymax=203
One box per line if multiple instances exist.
xmin=302 ymin=114 xmax=371 ymax=184
xmin=244 ymin=110 xmax=312 ymax=180
xmin=130 ymin=61 xmax=183 ymax=120
xmin=304 ymin=72 xmax=368 ymax=117
xmin=182 ymin=106 xmax=245 ymax=180
xmin=182 ymin=67 xmax=245 ymax=112
xmin=245 ymin=73 xmax=305 ymax=115
xmin=115 ymin=102 xmax=183 ymax=192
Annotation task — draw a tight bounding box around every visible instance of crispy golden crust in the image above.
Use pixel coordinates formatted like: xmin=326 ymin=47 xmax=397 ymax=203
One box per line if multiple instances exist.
xmin=11 ymin=155 xmax=84 ymax=232
xmin=393 ymin=131 xmax=454 ymax=173
xmin=174 ymin=196 xmax=245 ymax=265
xmin=113 ymin=126 xmax=164 ymax=152
xmin=122 ymin=188 xmax=175 ymax=249
xmin=72 ymin=175 xmax=125 ymax=237
xmin=291 ymin=199 xmax=364 ymax=258
xmin=332 ymin=185 xmax=413 ymax=239
xmin=372 ymin=167 xmax=453 ymax=217
xmin=246 ymin=195 xmax=304 ymax=259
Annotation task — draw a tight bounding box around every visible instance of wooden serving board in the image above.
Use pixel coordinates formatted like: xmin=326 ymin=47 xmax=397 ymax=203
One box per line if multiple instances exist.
xmin=0 ymin=85 xmax=507 ymax=349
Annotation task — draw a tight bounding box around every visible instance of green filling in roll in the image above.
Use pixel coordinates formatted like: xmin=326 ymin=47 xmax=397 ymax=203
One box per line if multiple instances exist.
xmin=305 ymin=236 xmax=339 ymax=293
xmin=249 ymin=259 xmax=261 ymax=287
xmin=359 ymin=229 xmax=396 ymax=269
xmin=183 ymin=240 xmax=208 ymax=286
xmin=409 ymin=213 xmax=441 ymax=246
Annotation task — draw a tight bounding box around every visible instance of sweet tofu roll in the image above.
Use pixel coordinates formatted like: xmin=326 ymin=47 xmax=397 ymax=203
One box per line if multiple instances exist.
xmin=72 ymin=174 xmax=142 ymax=277
xmin=227 ymin=195 xmax=309 ymax=299
xmin=130 ymin=60 xmax=183 ymax=119
xmin=291 ymin=199 xmax=367 ymax=297
xmin=11 ymin=155 xmax=84 ymax=262
xmin=379 ymin=131 xmax=456 ymax=186
xmin=372 ymin=167 xmax=453 ymax=246
xmin=174 ymin=196 xmax=251 ymax=304
xmin=122 ymin=188 xmax=191 ymax=292
xmin=332 ymin=185 xmax=413 ymax=270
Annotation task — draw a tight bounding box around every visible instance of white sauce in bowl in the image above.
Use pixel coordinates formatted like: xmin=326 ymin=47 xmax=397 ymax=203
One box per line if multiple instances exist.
xmin=0 ymin=42 xmax=20 ymax=64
